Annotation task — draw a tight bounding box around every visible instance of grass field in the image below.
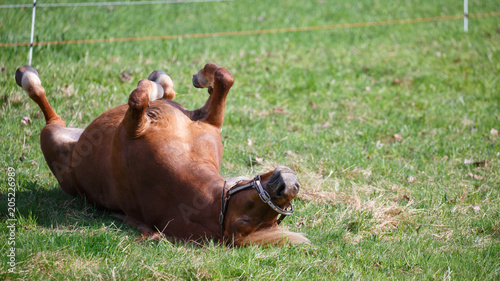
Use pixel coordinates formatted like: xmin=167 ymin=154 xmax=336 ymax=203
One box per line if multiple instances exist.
xmin=1 ymin=0 xmax=499 ymax=279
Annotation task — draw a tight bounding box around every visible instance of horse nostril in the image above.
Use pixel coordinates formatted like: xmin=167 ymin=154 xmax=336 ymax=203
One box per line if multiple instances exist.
xmin=267 ymin=167 xmax=300 ymax=198
xmin=275 ymin=181 xmax=300 ymax=198
xmin=276 ymin=183 xmax=286 ymax=197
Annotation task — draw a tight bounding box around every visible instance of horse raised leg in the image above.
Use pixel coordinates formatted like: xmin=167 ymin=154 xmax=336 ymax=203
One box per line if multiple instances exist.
xmin=15 ymin=66 xmax=65 ymax=127
xmin=191 ymin=62 xmax=234 ymax=129
xmin=16 ymin=65 xmax=83 ymax=196
xmin=122 ymin=79 xmax=165 ymax=138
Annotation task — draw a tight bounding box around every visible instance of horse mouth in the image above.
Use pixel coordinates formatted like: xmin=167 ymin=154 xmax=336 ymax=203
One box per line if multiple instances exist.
xmin=192 ymin=75 xmax=202 ymax=88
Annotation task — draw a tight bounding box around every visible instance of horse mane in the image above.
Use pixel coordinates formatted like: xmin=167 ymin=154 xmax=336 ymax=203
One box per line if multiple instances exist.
xmin=235 ymin=226 xmax=310 ymax=247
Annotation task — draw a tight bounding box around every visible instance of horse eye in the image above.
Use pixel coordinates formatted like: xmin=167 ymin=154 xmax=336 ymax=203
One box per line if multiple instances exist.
xmin=237 ymin=218 xmax=251 ymax=224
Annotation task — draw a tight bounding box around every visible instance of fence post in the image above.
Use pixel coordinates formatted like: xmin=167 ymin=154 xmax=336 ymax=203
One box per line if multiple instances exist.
xmin=464 ymin=0 xmax=468 ymax=32
xmin=29 ymin=0 xmax=37 ymax=65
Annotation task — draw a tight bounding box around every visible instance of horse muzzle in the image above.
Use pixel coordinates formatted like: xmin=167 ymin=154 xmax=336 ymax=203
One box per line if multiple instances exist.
xmin=265 ymin=166 xmax=300 ymax=201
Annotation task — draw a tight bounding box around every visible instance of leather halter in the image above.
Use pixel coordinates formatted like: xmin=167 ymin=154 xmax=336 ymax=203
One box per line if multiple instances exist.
xmin=219 ymin=175 xmax=294 ymax=236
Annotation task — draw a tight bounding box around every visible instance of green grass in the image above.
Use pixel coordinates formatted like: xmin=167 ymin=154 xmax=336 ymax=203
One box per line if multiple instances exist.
xmin=1 ymin=0 xmax=500 ymax=279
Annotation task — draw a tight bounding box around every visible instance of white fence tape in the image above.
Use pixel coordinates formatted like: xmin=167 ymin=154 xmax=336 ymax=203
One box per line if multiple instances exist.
xmin=28 ymin=0 xmax=36 ymax=65
xmin=464 ymin=0 xmax=468 ymax=32
xmin=0 ymin=0 xmax=233 ymax=9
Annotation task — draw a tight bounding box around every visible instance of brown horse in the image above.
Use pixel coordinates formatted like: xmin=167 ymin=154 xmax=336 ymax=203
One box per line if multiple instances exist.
xmin=16 ymin=63 xmax=308 ymax=246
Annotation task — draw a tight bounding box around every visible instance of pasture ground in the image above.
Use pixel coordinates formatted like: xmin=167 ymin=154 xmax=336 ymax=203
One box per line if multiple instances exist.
xmin=1 ymin=0 xmax=499 ymax=279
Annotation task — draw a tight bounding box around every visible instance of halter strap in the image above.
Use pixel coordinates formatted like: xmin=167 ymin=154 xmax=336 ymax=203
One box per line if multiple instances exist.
xmin=219 ymin=176 xmax=294 ymax=237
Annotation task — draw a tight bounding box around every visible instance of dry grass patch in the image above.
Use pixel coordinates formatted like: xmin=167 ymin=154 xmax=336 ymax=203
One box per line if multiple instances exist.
xmin=293 ymin=167 xmax=424 ymax=239
xmin=24 ymin=251 xmax=101 ymax=278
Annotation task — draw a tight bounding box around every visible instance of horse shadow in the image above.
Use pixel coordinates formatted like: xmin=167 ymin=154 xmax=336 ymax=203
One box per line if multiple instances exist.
xmin=0 ymin=179 xmax=137 ymax=236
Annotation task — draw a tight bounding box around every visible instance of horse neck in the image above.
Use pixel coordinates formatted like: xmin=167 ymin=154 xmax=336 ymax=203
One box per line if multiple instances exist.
xmin=180 ymin=170 xmax=226 ymax=241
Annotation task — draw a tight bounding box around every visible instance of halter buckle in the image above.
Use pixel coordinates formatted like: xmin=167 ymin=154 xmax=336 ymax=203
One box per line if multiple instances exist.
xmin=259 ymin=190 xmax=271 ymax=203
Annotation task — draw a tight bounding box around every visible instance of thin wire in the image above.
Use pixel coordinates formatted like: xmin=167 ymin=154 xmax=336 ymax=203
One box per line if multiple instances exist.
xmin=1 ymin=12 xmax=499 ymax=48
xmin=0 ymin=0 xmax=233 ymax=9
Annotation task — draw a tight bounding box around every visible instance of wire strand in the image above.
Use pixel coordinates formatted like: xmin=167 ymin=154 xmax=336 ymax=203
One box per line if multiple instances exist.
xmin=0 ymin=0 xmax=233 ymax=9
xmin=1 ymin=12 xmax=498 ymax=48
